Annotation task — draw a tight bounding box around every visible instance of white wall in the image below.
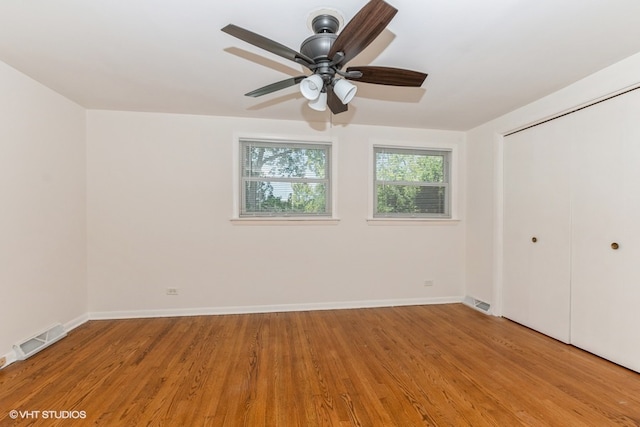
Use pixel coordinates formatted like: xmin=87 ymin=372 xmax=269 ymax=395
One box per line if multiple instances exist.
xmin=0 ymin=61 xmax=87 ymax=359
xmin=465 ymin=52 xmax=640 ymax=313
xmin=86 ymin=111 xmax=466 ymax=317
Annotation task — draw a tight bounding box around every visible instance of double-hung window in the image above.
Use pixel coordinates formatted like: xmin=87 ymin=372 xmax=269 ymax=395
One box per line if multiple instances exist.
xmin=374 ymin=146 xmax=451 ymax=218
xmin=240 ymin=139 xmax=331 ymax=217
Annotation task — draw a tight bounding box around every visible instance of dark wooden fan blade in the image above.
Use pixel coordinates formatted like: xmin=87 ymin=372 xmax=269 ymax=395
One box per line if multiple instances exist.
xmin=346 ymin=66 xmax=428 ymax=87
xmin=328 ymin=0 xmax=397 ymax=65
xmin=327 ymin=86 xmax=348 ymax=114
xmin=222 ymin=24 xmax=314 ymax=67
xmin=245 ymin=76 xmax=306 ymax=97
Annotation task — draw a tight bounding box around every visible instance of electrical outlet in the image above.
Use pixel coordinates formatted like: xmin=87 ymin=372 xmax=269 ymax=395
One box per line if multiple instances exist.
xmin=0 ymin=356 xmax=6 ymax=368
xmin=424 ymin=280 xmax=434 ymax=287
xmin=166 ymin=288 xmax=179 ymax=296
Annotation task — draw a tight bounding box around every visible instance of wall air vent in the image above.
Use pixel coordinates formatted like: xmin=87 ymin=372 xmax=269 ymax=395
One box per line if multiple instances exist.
xmin=463 ymin=296 xmax=491 ymax=314
xmin=13 ymin=323 xmax=67 ymax=361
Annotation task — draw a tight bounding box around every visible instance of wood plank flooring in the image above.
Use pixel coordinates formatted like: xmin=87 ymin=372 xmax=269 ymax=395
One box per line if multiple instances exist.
xmin=1 ymin=304 xmax=640 ymax=426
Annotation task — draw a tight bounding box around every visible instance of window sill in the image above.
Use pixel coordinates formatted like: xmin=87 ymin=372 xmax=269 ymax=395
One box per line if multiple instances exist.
xmin=230 ymin=217 xmax=340 ymax=226
xmin=366 ymin=218 xmax=461 ymax=226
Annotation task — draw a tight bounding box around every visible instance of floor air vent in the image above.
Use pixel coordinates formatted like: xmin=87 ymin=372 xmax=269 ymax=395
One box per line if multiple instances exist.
xmin=13 ymin=323 xmax=67 ymax=360
xmin=463 ymin=296 xmax=491 ymax=314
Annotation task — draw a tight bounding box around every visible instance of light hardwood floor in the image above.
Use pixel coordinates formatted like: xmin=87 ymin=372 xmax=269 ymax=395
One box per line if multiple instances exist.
xmin=1 ymin=304 xmax=640 ymax=426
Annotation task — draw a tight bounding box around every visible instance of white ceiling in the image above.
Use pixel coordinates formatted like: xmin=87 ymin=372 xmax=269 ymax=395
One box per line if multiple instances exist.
xmin=2 ymin=0 xmax=640 ymax=131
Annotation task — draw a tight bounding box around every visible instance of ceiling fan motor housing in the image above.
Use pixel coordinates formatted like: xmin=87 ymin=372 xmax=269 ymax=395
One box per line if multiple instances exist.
xmin=301 ymin=14 xmax=340 ymax=60
xmin=300 ymin=36 xmax=337 ymax=64
xmin=300 ymin=14 xmax=342 ymax=86
xmin=300 ymin=33 xmax=337 ymax=61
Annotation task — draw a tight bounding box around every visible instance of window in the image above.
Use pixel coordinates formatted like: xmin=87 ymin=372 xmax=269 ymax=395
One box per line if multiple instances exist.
xmin=240 ymin=139 xmax=331 ymax=217
xmin=374 ymin=146 xmax=451 ymax=218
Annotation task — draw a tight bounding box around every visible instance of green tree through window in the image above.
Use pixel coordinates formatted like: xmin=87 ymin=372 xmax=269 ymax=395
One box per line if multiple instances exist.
xmin=241 ymin=140 xmax=330 ymax=216
xmin=374 ymin=147 xmax=451 ymax=218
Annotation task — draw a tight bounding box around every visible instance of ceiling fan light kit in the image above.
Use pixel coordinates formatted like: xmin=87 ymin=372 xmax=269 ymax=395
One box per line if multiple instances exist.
xmin=332 ymin=79 xmax=357 ymax=104
xmin=308 ymin=91 xmax=328 ymax=111
xmin=300 ymin=74 xmax=324 ymax=100
xmin=221 ymin=0 xmax=428 ymax=115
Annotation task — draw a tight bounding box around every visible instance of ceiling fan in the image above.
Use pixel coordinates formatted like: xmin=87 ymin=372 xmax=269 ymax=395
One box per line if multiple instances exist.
xmin=221 ymin=0 xmax=428 ymax=114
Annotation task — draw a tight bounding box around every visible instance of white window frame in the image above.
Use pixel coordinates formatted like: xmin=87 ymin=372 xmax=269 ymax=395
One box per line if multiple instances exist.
xmin=368 ymin=141 xmax=459 ymax=223
xmin=232 ymin=135 xmax=339 ymax=224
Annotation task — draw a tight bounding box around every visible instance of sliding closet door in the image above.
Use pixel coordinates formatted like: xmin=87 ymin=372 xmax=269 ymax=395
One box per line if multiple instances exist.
xmin=503 ymin=121 xmax=572 ymax=343
xmin=570 ymin=90 xmax=640 ymax=372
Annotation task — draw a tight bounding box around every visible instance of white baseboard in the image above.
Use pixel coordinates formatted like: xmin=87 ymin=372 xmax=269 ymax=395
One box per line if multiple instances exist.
xmin=1 ymin=349 xmax=17 ymax=370
xmin=64 ymin=313 xmax=90 ymax=331
xmin=89 ymin=296 xmax=464 ymax=320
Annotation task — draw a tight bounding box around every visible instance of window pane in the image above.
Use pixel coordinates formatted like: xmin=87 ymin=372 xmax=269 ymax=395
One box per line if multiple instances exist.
xmin=376 ymin=151 xmax=444 ymax=183
xmin=240 ymin=140 xmax=331 ymax=217
xmin=374 ymin=147 xmax=451 ymax=218
xmin=244 ymin=181 xmax=327 ymax=215
xmin=243 ymin=144 xmax=326 ymax=179
xmin=376 ymin=184 xmax=447 ymax=215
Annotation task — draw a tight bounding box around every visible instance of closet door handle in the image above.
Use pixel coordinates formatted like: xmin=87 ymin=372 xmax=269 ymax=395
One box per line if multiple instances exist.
xmin=611 ymin=242 xmax=619 ymax=250
xmin=531 ymin=237 xmax=538 ymax=243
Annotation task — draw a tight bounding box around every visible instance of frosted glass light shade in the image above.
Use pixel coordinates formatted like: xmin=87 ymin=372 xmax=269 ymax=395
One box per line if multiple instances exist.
xmin=308 ymin=91 xmax=327 ymax=111
xmin=300 ymin=74 xmax=324 ymax=100
xmin=333 ymin=79 xmax=357 ymax=104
